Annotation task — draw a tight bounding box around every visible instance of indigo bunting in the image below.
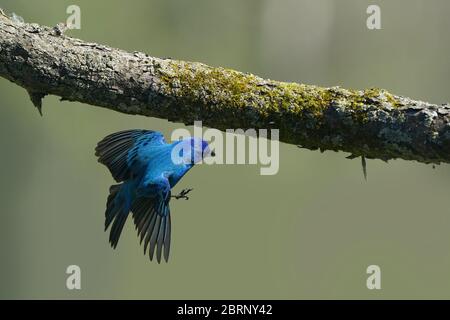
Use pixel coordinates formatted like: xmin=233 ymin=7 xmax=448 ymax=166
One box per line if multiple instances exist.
xmin=95 ymin=129 xmax=213 ymax=263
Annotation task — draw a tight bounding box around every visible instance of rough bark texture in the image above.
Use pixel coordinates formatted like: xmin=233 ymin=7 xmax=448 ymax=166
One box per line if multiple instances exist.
xmin=1 ymin=12 xmax=449 ymax=164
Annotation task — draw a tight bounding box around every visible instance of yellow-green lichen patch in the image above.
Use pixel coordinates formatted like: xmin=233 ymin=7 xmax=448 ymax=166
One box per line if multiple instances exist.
xmin=158 ymin=60 xmax=262 ymax=108
xmin=275 ymin=83 xmax=331 ymax=116
xmin=156 ymin=58 xmax=413 ymax=135
xmin=359 ymin=87 xmax=403 ymax=109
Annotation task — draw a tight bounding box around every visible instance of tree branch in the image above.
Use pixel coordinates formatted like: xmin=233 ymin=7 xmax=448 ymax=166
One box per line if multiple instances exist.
xmin=1 ymin=12 xmax=449 ymax=164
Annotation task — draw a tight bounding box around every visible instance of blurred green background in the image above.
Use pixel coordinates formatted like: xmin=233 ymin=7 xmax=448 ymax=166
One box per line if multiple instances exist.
xmin=0 ymin=0 xmax=450 ymax=299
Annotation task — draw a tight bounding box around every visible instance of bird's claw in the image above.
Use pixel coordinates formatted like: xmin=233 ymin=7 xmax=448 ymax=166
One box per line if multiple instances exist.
xmin=172 ymin=188 xmax=193 ymax=200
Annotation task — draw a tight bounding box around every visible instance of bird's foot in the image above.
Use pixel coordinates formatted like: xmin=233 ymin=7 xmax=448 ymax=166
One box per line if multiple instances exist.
xmin=172 ymin=188 xmax=193 ymax=200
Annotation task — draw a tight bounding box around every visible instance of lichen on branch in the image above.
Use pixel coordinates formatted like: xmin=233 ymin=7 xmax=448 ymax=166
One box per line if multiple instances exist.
xmin=0 ymin=10 xmax=449 ymax=164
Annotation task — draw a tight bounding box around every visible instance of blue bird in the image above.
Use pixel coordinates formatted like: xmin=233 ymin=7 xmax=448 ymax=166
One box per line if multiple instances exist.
xmin=95 ymin=129 xmax=213 ymax=263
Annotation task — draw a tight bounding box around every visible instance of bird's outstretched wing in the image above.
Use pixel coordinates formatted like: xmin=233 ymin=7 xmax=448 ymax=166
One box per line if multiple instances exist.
xmin=131 ymin=178 xmax=172 ymax=263
xmin=95 ymin=129 xmax=166 ymax=182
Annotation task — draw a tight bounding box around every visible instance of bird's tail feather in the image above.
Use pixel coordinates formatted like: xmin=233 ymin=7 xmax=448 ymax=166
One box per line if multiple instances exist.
xmin=105 ymin=183 xmax=132 ymax=249
xmin=132 ymin=197 xmax=171 ymax=263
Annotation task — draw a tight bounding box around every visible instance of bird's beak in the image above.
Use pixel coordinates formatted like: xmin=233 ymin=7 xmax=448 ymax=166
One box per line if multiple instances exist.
xmin=210 ymin=150 xmax=216 ymax=157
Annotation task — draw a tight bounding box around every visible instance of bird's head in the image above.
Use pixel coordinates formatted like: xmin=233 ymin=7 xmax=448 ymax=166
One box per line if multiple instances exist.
xmin=175 ymin=137 xmax=215 ymax=165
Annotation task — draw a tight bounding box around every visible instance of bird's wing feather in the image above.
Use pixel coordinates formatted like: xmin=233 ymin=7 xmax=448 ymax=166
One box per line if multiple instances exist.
xmin=95 ymin=129 xmax=166 ymax=182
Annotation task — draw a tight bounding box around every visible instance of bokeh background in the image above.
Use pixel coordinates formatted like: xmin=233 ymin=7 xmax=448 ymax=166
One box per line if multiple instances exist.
xmin=0 ymin=0 xmax=449 ymax=299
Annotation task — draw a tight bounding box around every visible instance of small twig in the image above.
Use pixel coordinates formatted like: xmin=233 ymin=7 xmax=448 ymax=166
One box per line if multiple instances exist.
xmin=361 ymin=155 xmax=367 ymax=181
